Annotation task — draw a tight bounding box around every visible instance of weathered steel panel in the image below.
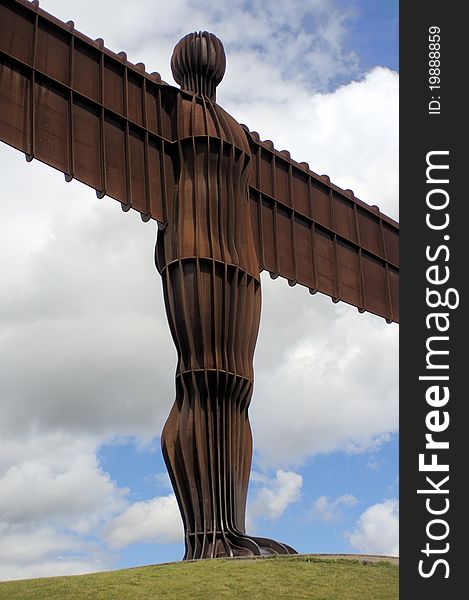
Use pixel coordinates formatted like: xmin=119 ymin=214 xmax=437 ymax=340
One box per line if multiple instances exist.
xmin=73 ymin=40 xmax=100 ymax=102
xmin=291 ymin=168 xmax=309 ymax=216
xmin=127 ymin=72 xmax=144 ymax=126
xmin=277 ymin=205 xmax=295 ymax=282
xmin=336 ymin=239 xmax=362 ymax=309
xmin=103 ymin=116 xmax=126 ymax=201
xmin=383 ymin=222 xmax=399 ymax=266
xmin=260 ymin=147 xmax=273 ymax=197
xmin=73 ymin=99 xmax=102 ymax=190
xmin=34 ymin=80 xmax=69 ymax=171
xmin=246 ymin=130 xmax=399 ymax=322
xmin=333 ymin=193 xmax=357 ymax=243
xmin=310 ymin=178 xmax=332 ymax=229
xmin=0 ymin=0 xmax=176 ymax=224
xmin=128 ymin=129 xmax=147 ymax=214
xmin=103 ymin=59 xmax=124 ymax=115
xmin=275 ymin=158 xmax=290 ymax=206
xmin=0 ymin=1 xmax=34 ymax=64
xmin=36 ymin=20 xmax=70 ymax=84
xmin=0 ymin=59 xmax=30 ymax=151
xmin=249 ymin=189 xmax=261 ymax=261
xmin=357 ymin=207 xmax=384 ymax=257
xmin=315 ymin=228 xmax=337 ymax=298
xmin=261 ymin=197 xmax=276 ymax=273
xmin=388 ymin=267 xmax=399 ymax=323
xmin=294 ymin=216 xmax=315 ymax=289
xmin=362 ymin=253 xmax=389 ymax=319
xmin=147 ymin=138 xmax=167 ymax=220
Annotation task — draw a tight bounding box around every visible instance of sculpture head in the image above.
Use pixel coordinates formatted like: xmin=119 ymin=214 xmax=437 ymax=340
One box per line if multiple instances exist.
xmin=171 ymin=31 xmax=226 ymax=101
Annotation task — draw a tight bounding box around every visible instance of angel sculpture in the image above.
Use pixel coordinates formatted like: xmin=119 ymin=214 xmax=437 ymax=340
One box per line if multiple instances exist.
xmin=0 ymin=2 xmax=399 ymax=560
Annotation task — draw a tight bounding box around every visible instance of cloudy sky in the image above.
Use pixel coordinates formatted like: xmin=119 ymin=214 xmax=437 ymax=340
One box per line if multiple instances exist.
xmin=0 ymin=0 xmax=398 ymax=580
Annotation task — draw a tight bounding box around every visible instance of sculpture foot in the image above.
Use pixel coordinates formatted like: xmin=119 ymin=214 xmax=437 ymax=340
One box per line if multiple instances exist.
xmin=184 ymin=530 xmax=297 ymax=560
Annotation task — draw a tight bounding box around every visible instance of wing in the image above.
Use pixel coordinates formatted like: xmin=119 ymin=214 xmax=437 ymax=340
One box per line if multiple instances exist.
xmin=245 ymin=128 xmax=399 ymax=324
xmin=0 ymin=0 xmax=177 ymax=224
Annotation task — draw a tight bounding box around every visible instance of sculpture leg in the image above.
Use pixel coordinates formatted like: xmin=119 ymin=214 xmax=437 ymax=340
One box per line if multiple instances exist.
xmin=159 ymin=256 xmax=297 ymax=558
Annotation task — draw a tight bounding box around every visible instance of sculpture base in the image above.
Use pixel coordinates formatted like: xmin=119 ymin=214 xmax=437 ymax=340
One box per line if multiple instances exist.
xmin=184 ymin=531 xmax=297 ymax=560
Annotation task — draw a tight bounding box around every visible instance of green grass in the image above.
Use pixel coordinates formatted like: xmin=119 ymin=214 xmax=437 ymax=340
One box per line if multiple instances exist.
xmin=0 ymin=556 xmax=398 ymax=600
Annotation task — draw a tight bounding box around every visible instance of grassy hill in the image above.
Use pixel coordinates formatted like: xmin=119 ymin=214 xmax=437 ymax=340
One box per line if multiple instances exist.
xmin=0 ymin=555 xmax=398 ymax=600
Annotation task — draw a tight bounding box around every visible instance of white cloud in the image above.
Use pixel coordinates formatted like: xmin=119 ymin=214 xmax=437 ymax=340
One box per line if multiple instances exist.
xmin=0 ymin=525 xmax=84 ymax=566
xmin=103 ymin=495 xmax=183 ymax=548
xmin=343 ymin=433 xmax=393 ymax=455
xmin=312 ymin=494 xmax=358 ymax=522
xmin=0 ymin=431 xmax=182 ymax=579
xmin=40 ymin=0 xmax=360 ymax=92
xmin=252 ymin=281 xmax=398 ymax=467
xmin=346 ymin=499 xmax=399 ymax=556
xmin=0 ymin=524 xmax=110 ymax=581
xmin=147 ymin=472 xmax=173 ymax=491
xmin=249 ymin=470 xmax=303 ymax=521
xmin=226 ymin=67 xmax=399 ymax=221
xmin=0 ymin=558 xmax=108 ymax=583
xmin=0 ymin=439 xmax=126 ymax=527
xmin=0 ymin=433 xmax=128 ymax=532
xmin=0 ymin=159 xmax=175 ymax=441
xmin=0 ymin=432 xmax=127 ymax=580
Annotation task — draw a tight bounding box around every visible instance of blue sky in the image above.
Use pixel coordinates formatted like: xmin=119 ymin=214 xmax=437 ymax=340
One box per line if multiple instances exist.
xmin=98 ymin=435 xmax=398 ymax=567
xmin=0 ymin=0 xmax=398 ymax=579
xmin=339 ymin=0 xmax=398 ymax=72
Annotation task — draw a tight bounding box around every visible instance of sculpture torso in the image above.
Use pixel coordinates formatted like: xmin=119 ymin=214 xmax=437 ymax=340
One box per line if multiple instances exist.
xmin=158 ymin=94 xmax=259 ymax=278
xmin=156 ymin=94 xmax=261 ymax=380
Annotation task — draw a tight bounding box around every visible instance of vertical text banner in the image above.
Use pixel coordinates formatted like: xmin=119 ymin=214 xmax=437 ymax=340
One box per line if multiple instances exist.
xmin=401 ymin=2 xmax=464 ymax=597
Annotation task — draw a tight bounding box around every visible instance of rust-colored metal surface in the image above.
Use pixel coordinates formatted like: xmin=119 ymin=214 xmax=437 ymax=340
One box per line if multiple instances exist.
xmin=0 ymin=0 xmax=399 ymax=561
xmin=0 ymin=0 xmax=399 ymax=323
xmin=246 ymin=134 xmax=399 ymax=323
xmin=157 ymin=31 xmax=295 ymax=558
xmin=0 ymin=0 xmax=177 ymax=223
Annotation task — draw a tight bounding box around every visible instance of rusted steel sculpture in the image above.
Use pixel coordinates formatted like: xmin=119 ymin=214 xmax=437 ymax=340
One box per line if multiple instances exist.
xmin=0 ymin=0 xmax=399 ymax=560
xmin=157 ymin=32 xmax=297 ymax=558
